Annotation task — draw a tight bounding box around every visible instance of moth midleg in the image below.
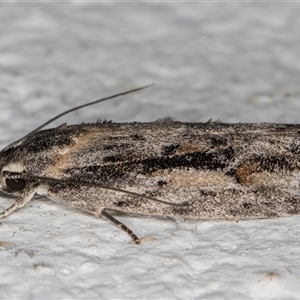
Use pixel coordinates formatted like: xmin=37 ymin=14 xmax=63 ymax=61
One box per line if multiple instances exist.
xmin=0 ymin=188 xmax=37 ymax=219
xmin=101 ymin=209 xmax=141 ymax=244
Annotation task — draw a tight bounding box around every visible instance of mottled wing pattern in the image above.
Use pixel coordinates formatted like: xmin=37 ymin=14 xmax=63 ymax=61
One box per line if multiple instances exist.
xmin=5 ymin=121 xmax=300 ymax=219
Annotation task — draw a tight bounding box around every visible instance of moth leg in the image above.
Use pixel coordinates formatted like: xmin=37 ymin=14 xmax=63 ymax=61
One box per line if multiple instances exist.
xmin=0 ymin=189 xmax=36 ymax=219
xmin=101 ymin=209 xmax=141 ymax=244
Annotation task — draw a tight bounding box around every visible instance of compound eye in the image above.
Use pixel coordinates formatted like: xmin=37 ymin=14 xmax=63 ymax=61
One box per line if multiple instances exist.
xmin=5 ymin=178 xmax=27 ymax=192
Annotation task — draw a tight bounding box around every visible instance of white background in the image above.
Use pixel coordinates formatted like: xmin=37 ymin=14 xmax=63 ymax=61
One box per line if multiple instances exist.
xmin=0 ymin=3 xmax=300 ymax=299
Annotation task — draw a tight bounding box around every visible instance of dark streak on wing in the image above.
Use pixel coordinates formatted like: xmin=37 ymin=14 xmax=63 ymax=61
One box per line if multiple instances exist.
xmin=21 ymin=127 xmax=83 ymax=153
xmin=62 ymin=147 xmax=235 ymax=184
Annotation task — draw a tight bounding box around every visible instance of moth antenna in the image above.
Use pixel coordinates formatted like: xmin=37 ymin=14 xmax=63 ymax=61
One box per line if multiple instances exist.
xmin=3 ymin=84 xmax=154 ymax=151
xmin=29 ymin=175 xmax=190 ymax=207
xmin=99 ymin=185 xmax=190 ymax=207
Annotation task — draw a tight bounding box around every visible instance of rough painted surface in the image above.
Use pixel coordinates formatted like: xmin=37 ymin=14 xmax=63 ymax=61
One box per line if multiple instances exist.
xmin=0 ymin=3 xmax=300 ymax=299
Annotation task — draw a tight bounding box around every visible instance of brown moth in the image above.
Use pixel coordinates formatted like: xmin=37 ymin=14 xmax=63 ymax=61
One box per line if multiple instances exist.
xmin=1 ymin=85 xmax=300 ymax=244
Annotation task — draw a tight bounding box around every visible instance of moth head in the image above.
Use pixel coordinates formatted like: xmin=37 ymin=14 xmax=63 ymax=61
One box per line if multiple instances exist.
xmin=0 ymin=162 xmax=28 ymax=195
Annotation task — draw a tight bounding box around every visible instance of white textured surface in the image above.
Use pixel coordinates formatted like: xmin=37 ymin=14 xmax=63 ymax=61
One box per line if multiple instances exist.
xmin=0 ymin=3 xmax=300 ymax=299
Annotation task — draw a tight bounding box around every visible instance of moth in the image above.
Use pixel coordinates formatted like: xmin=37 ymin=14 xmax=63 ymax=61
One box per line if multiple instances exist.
xmin=1 ymin=85 xmax=300 ymax=244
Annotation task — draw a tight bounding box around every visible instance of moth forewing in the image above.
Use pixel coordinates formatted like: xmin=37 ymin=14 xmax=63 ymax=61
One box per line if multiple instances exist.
xmin=1 ymin=85 xmax=300 ymax=244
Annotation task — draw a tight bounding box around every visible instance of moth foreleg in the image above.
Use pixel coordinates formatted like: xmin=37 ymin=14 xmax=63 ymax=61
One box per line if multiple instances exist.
xmin=0 ymin=188 xmax=36 ymax=219
xmin=101 ymin=209 xmax=141 ymax=244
